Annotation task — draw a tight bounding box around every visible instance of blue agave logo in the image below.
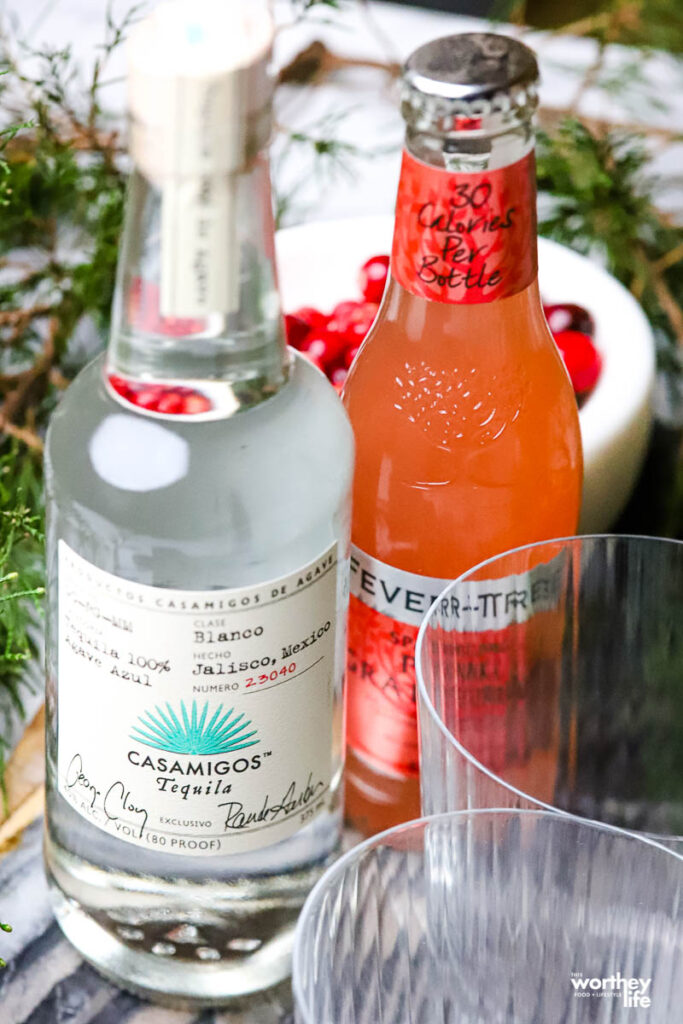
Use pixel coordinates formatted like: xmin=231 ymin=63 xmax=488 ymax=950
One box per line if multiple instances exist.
xmin=130 ymin=700 xmax=258 ymax=755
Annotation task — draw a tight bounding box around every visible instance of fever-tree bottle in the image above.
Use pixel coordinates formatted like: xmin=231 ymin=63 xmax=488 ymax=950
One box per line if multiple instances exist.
xmin=342 ymin=34 xmax=583 ymax=835
xmin=44 ymin=0 xmax=353 ymax=1005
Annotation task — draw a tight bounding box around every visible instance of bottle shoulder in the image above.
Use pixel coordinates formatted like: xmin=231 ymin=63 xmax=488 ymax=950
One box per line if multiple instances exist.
xmin=344 ymin=291 xmax=580 ymax=433
xmin=46 ymin=353 xmax=354 ymax=506
xmin=342 ymin=290 xmax=582 ymax=497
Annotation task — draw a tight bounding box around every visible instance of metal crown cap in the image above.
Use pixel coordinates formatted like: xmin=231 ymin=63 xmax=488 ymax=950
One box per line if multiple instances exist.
xmin=402 ymin=33 xmax=539 ymax=136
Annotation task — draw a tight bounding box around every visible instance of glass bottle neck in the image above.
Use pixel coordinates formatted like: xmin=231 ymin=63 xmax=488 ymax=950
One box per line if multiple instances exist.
xmin=106 ymin=155 xmax=288 ymax=414
xmin=404 ymin=118 xmax=535 ymax=173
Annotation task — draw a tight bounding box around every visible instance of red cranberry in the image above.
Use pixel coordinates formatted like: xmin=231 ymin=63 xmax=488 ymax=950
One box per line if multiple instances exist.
xmin=133 ymin=387 xmax=164 ymax=411
xmin=544 ymin=303 xmax=595 ymax=337
xmin=300 ymin=331 xmax=346 ymax=370
xmin=453 ymin=115 xmax=482 ymax=131
xmin=341 ymin=301 xmax=379 ymax=345
xmin=332 ymin=300 xmax=362 ymax=321
xmin=553 ymin=330 xmax=603 ymax=395
xmin=328 ymin=301 xmax=362 ymax=335
xmin=359 ymin=255 xmax=390 ymax=304
xmin=129 ymin=278 xmax=204 ymax=336
xmin=330 ymin=365 xmax=348 ymax=392
xmin=108 ymin=375 xmax=212 ymax=415
xmin=293 ymin=306 xmax=328 ymax=332
xmin=180 ymin=393 xmax=212 ymax=415
xmin=284 ymin=313 xmax=311 ymax=350
xmin=157 ymin=314 xmax=206 ymax=337
xmin=128 ymin=278 xmax=157 ymax=333
xmin=155 ymin=391 xmax=186 ymax=415
xmin=343 ymin=344 xmax=361 ymax=369
xmin=108 ymin=374 xmax=134 ymax=400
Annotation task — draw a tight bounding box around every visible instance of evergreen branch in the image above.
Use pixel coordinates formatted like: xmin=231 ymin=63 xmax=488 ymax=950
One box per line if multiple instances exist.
xmin=277 ymin=39 xmax=400 ymax=86
xmin=655 ymin=242 xmax=683 ymax=272
xmin=500 ymin=0 xmax=683 ymax=52
xmin=536 ymin=117 xmax=683 ymax=361
xmin=273 ymin=110 xmax=398 ymax=224
xmin=0 ymin=920 xmax=11 ymax=969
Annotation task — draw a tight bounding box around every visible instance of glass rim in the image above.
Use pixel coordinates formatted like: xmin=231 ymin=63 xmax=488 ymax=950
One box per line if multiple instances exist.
xmin=292 ymin=806 xmax=682 ymax=1023
xmin=414 ymin=533 xmax=683 ymax=844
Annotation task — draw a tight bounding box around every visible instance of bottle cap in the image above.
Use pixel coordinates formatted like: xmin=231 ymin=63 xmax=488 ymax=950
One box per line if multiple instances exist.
xmin=127 ymin=0 xmax=274 ymax=180
xmin=402 ymin=33 xmax=539 ymax=136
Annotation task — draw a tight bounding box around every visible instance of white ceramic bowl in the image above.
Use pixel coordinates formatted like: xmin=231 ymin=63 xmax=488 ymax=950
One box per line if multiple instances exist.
xmin=276 ymin=215 xmax=655 ymax=532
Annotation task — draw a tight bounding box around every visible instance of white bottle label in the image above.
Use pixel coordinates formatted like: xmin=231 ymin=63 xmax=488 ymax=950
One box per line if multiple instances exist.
xmin=350 ymin=544 xmax=565 ymax=630
xmin=57 ymin=540 xmax=341 ymax=856
xmin=160 ymin=173 xmax=239 ymax=318
xmin=350 ymin=546 xmax=454 ymax=628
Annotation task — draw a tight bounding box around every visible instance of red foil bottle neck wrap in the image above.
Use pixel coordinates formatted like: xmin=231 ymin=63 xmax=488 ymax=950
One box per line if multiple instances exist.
xmin=391 ymin=149 xmax=538 ymax=304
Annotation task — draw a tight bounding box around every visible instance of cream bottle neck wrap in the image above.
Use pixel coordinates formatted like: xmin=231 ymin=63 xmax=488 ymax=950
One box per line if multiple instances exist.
xmin=126 ymin=0 xmax=274 ymax=317
xmin=127 ymin=0 xmax=273 ymax=179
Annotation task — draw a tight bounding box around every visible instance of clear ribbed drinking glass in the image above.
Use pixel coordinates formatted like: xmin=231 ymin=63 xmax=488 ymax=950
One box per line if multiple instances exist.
xmin=416 ymin=536 xmax=683 ymax=850
xmin=292 ymin=810 xmax=682 ymax=1023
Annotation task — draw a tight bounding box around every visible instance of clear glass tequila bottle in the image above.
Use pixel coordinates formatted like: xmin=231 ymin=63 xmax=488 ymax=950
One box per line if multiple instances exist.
xmin=43 ymin=0 xmax=353 ymax=1006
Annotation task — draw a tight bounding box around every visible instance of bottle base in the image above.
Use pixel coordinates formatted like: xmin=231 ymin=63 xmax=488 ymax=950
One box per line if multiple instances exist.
xmin=44 ymin=831 xmax=318 ymax=1008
